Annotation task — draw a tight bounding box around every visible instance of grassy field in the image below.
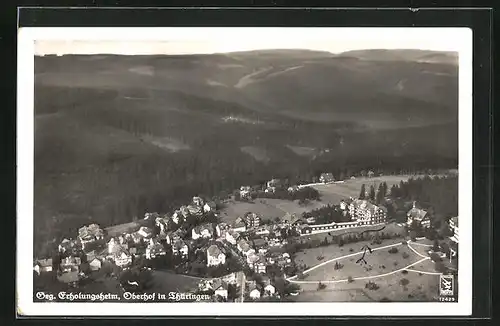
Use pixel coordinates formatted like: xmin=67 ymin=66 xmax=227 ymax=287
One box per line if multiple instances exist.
xmin=149 ymin=270 xmax=202 ymax=294
xmin=302 ymin=245 xmax=422 ymax=281
xmin=292 ymin=231 xmax=455 ymax=302
xmin=219 ymin=199 xmax=288 ymax=223
xmin=295 ymin=271 xmax=439 ymax=302
xmin=290 ymin=237 xmax=445 ymax=302
xmin=293 ymin=232 xmax=405 ymax=270
xmin=311 ymin=174 xmax=435 ymax=202
xmin=218 ymin=174 xmax=438 ymax=225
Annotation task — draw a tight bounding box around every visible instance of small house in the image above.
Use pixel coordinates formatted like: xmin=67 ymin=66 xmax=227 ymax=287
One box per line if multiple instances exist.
xmin=237 ymin=239 xmax=255 ymax=257
xmin=89 ymin=258 xmax=102 ymax=271
xmin=172 ymin=239 xmax=189 ymax=258
xmin=33 ymin=258 xmax=53 ymax=275
xmin=248 ymin=282 xmax=261 ymax=300
xmin=232 ymin=218 xmax=247 ymax=233
xmin=146 ymin=239 xmax=167 ymax=260
xmin=216 ymin=223 xmax=230 ymax=237
xmin=113 ymin=250 xmax=132 ymax=268
xmin=239 ymin=186 xmax=252 ymax=200
xmin=192 ymin=196 xmax=205 ymax=207
xmin=225 ymin=229 xmax=240 ymax=245
xmin=192 ymin=223 xmax=214 ymax=240
xmin=319 ymin=173 xmax=335 ymax=184
xmin=264 ymin=284 xmax=276 ymax=296
xmin=203 ymin=201 xmax=217 ymax=213
xmin=207 ymin=244 xmax=226 ymax=267
xmin=214 ymin=281 xmax=229 ymax=300
xmin=137 ymin=226 xmax=154 ymax=239
xmin=60 ymin=256 xmax=81 ymax=273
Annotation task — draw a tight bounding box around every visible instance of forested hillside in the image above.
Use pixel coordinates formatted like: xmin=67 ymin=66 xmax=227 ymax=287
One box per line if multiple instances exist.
xmin=34 ymin=49 xmax=459 ymax=257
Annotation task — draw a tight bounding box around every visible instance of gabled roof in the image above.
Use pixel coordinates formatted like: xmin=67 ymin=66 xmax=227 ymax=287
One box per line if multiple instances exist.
xmin=233 ymin=217 xmax=246 ymax=228
xmin=227 ymin=230 xmax=240 ymax=239
xmin=407 ymin=208 xmax=428 ymax=220
xmin=207 ymin=244 xmax=223 ymax=257
xmin=350 ymin=199 xmax=386 ymax=214
xmin=173 ymin=239 xmax=187 ymax=250
xmin=238 ymin=239 xmax=251 ymax=252
xmin=193 ymin=223 xmax=214 ymax=234
xmin=247 ymin=253 xmax=260 ymax=264
xmin=61 ymin=256 xmax=81 ymax=266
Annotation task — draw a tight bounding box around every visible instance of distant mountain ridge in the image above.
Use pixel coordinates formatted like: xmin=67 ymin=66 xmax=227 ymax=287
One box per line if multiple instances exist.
xmin=337 ymin=49 xmax=458 ymax=64
xmin=33 ymin=48 xmax=459 ymax=256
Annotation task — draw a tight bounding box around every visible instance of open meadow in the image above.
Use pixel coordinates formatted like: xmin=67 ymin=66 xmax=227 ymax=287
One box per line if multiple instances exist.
xmin=294 ymin=271 xmax=440 ymax=302
xmin=291 ymin=237 xmax=443 ymax=302
xmin=311 ymin=174 xmax=441 ymax=202
xmin=218 ymin=174 xmax=446 ymax=225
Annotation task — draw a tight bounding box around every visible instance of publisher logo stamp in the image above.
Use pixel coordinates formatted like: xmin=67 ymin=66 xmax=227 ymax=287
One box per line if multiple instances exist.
xmin=439 ymin=274 xmax=454 ymax=297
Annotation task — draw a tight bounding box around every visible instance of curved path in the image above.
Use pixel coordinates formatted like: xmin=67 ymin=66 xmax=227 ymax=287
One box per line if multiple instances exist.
xmin=406 ymin=242 xmax=429 ymax=259
xmin=287 ymin=238 xmax=434 ymax=284
xmin=287 ymin=241 xmax=403 ymax=281
xmin=288 ymin=257 xmax=430 ymax=284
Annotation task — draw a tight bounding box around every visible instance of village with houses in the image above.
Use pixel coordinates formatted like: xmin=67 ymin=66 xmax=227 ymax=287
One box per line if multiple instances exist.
xmin=34 ymin=170 xmax=459 ymax=303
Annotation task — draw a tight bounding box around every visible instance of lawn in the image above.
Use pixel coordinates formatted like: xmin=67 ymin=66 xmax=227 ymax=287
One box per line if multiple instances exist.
xmin=217 ymin=174 xmax=434 ymax=225
xmin=302 ymin=244 xmax=422 ymax=281
xmin=219 ymin=199 xmax=287 ymax=224
xmin=289 ymin=236 xmax=445 ymax=302
xmin=311 ymin=175 xmax=431 ymax=201
xmin=293 ymin=223 xmax=406 ymax=267
xmin=149 ymin=270 xmax=203 ymax=294
xmin=295 ymin=270 xmax=440 ymax=302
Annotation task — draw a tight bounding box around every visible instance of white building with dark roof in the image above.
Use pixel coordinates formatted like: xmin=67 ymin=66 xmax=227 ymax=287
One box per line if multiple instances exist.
xmin=172 ymin=239 xmax=189 ymax=258
xmin=207 ymin=244 xmax=226 ymax=267
xmin=348 ymin=199 xmax=387 ymax=224
xmin=146 ymin=239 xmax=167 ymax=260
xmin=319 ymin=172 xmax=335 ymax=184
xmin=407 ymin=202 xmax=430 ymax=228
xmin=34 ymin=258 xmax=53 ymax=275
xmin=192 ymin=223 xmax=214 ymax=240
xmin=449 ymin=216 xmax=459 ymax=243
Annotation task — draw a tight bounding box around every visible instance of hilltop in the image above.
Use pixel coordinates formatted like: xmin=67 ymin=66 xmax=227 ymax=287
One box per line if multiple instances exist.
xmin=33 ymin=49 xmax=459 ymax=257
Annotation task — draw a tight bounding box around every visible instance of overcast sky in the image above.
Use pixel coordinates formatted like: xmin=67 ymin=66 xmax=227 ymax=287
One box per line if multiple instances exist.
xmin=33 ymin=28 xmax=465 ymax=56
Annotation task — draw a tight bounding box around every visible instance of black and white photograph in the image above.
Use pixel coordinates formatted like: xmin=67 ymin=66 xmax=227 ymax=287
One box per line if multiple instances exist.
xmin=17 ymin=27 xmax=472 ymax=316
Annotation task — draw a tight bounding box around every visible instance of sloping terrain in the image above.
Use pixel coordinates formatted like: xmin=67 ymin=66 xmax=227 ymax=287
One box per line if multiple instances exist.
xmin=33 ymin=49 xmax=458 ymax=257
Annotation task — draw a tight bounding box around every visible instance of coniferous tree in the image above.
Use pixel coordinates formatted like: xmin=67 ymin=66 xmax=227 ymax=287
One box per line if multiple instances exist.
xmin=369 ymin=185 xmax=376 ymax=201
xmin=359 ymin=184 xmax=366 ymax=199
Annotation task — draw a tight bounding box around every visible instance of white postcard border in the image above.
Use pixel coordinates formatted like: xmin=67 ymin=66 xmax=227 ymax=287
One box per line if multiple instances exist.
xmin=17 ymin=27 xmax=473 ymax=316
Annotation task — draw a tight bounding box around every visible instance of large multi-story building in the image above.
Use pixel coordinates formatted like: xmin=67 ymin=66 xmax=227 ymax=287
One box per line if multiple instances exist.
xmin=244 ymin=212 xmax=260 ymax=228
xmin=449 ymin=216 xmax=459 ymax=243
xmin=348 ymin=199 xmax=387 ymax=225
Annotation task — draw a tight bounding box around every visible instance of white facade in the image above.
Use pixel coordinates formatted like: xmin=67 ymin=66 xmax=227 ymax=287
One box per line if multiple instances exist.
xmin=225 ymin=231 xmax=239 ymax=245
xmin=249 ymin=289 xmax=261 ymax=300
xmin=215 ymin=288 xmax=228 ymax=300
xmin=348 ymin=200 xmax=387 ymax=224
xmin=192 ymin=226 xmax=213 ymax=240
xmin=89 ymin=258 xmax=102 ymax=271
xmin=114 ymin=252 xmax=132 ymax=267
xmin=264 ymin=284 xmax=276 ymax=296
xmin=207 ymin=245 xmax=226 ymax=267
